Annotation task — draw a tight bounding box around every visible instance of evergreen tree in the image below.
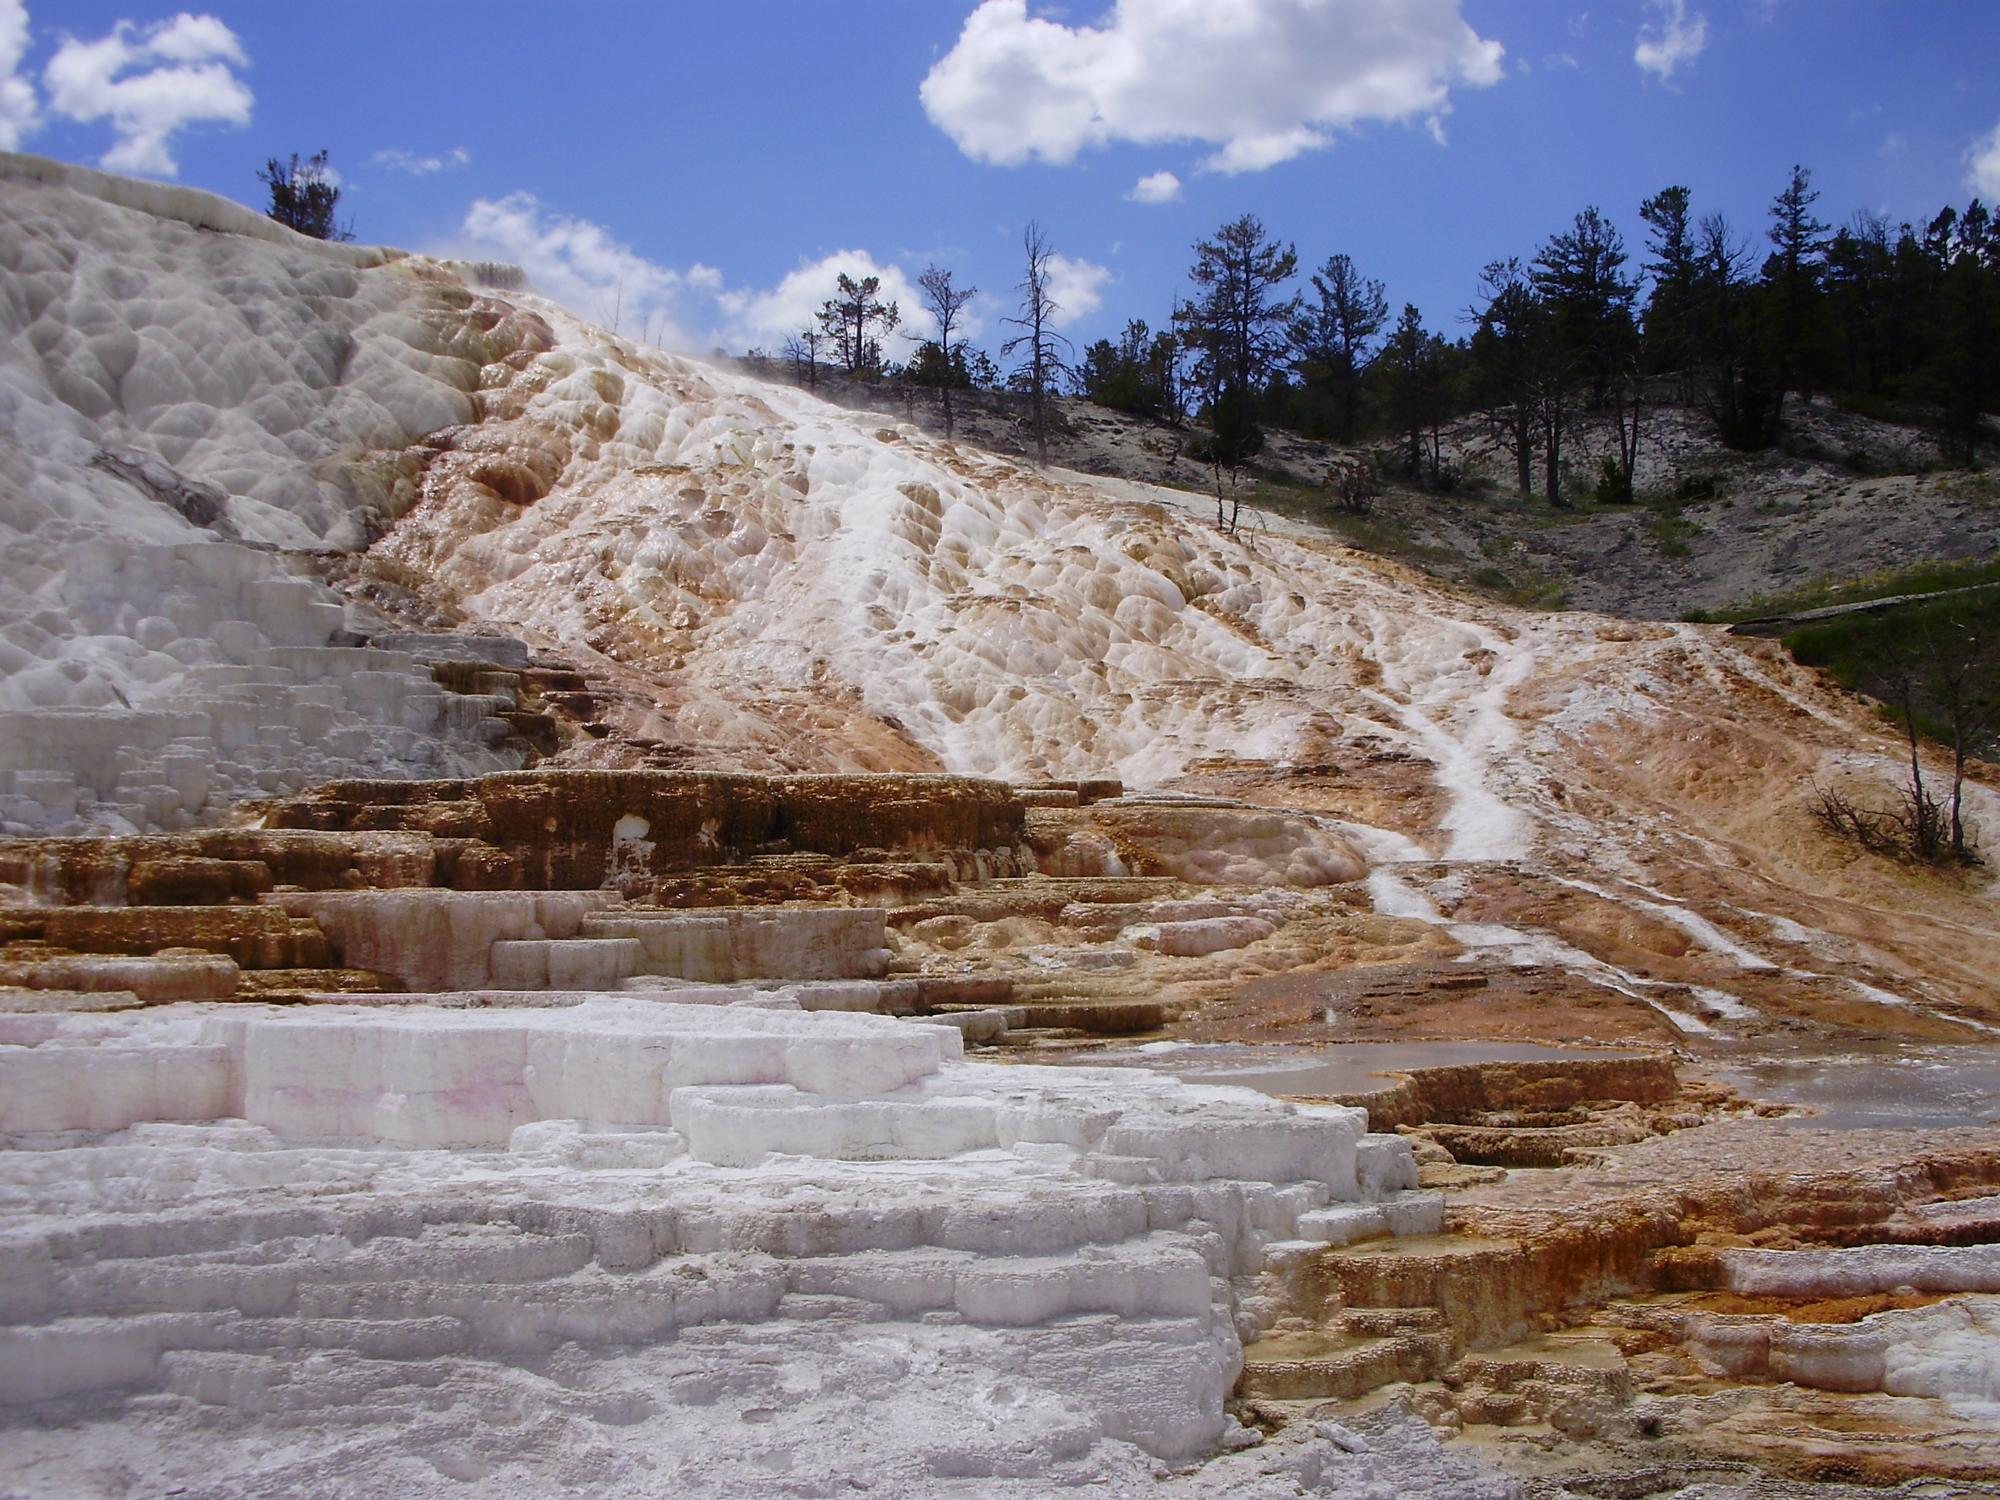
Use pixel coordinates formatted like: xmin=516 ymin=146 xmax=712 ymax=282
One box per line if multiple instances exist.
xmin=1528 ymin=207 xmax=1637 ymax=504
xmin=1079 ymin=320 xmax=1178 ymax=419
xmin=904 ymin=340 xmax=971 ymax=393
xmin=1469 ymin=258 xmax=1543 ymax=496
xmin=1824 ymin=212 xmax=1894 ymax=394
xmin=1639 ymin=186 xmax=1699 ymax=400
xmin=1178 ymin=214 xmax=1299 ymax=528
xmin=1377 ymin=304 xmax=1450 ymax=485
xmin=818 ymin=273 xmax=900 ymax=377
xmin=963 ymin=347 xmax=1002 ymax=391
xmin=1532 ymin=205 xmax=1637 ymax=405
xmin=258 ymin=151 xmax=351 ymax=242
xmin=1289 ymin=253 xmax=1387 ymax=443
xmin=1915 ymin=203 xmax=1997 ymax=460
xmin=1764 ymin=163 xmax=1830 ymax=401
xmin=916 ymin=265 xmax=977 ymax=437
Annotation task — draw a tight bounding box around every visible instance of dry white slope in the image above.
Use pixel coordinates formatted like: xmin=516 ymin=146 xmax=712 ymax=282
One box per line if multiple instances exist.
xmin=0 ymin=153 xmax=562 ymax=833
xmin=362 ymin=270 xmax=2000 ymax=1035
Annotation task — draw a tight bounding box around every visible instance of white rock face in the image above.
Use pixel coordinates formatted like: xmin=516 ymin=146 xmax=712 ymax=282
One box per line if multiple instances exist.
xmin=1138 ymin=915 xmax=1279 ymax=958
xmin=269 ymin=890 xmax=623 ymax=991
xmin=0 ymin=154 xmax=468 ymax=551
xmin=1717 ymin=1242 xmax=2000 ymax=1298
xmin=0 ymin=996 xmax=1431 ymax=1491
xmin=266 ymin=891 xmax=890 ymax=992
xmin=581 ymin=906 xmax=890 ymax=982
xmin=1685 ymin=1292 xmax=2000 ymax=1401
xmin=0 ymin=155 xmax=541 ymax=832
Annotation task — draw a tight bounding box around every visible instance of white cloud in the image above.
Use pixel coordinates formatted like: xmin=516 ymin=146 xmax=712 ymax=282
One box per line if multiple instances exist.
xmin=446 ymin=192 xmax=698 ymax=348
xmin=0 ymin=0 xmax=36 ymax=150
xmin=1634 ymin=0 xmax=1708 ymax=83
xmin=1043 ymin=253 xmax=1110 ymax=328
xmin=919 ymin=0 xmax=1504 ymax=175
xmin=1969 ymin=120 xmax=2000 ymax=200
xmin=1128 ymin=169 xmax=1181 ymax=204
xmin=442 ymin=204 xmax=979 ymax=359
xmin=42 ymin=12 xmax=251 ymax=176
xmin=372 ymin=145 xmax=469 ymax=176
xmin=716 ymin=250 xmax=934 ymax=352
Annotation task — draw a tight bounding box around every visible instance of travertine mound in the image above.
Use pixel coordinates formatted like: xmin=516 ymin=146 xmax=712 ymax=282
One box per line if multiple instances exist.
xmin=5 ymin=153 xmax=1998 ymax=1049
xmin=4 ymin=155 xmax=1999 ymax=1496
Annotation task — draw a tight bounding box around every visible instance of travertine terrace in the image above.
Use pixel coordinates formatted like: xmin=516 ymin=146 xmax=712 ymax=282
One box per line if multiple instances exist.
xmin=2 ymin=155 xmax=1998 ymax=1495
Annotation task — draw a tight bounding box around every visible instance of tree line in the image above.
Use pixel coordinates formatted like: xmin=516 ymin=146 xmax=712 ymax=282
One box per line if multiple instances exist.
xmin=268 ymin=145 xmax=1994 ymax=509
xmin=780 ymin=166 xmax=1999 ymax=518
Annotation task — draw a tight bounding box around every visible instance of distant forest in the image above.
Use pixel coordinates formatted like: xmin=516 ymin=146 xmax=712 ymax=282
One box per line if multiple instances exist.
xmin=763 ymin=166 xmax=2000 ymax=508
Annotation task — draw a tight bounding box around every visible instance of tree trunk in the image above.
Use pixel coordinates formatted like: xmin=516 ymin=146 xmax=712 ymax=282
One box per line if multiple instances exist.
xmin=940 ymin=335 xmax=955 ymax=438
xmin=1952 ymin=742 xmax=1968 ymax=858
xmin=1543 ymin=392 xmax=1565 ymax=506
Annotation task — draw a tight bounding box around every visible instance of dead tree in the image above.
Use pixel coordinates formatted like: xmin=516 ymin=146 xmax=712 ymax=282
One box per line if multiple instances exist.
xmin=917 ymin=265 xmax=977 ymax=439
xmin=1002 ymin=223 xmax=1072 ymax=466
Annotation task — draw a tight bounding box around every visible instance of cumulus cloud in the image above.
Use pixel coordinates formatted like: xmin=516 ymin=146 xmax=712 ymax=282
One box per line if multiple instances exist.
xmin=1128 ymin=169 xmax=1181 ymax=204
xmin=1043 ymin=253 xmax=1110 ymax=327
xmin=372 ymin=145 xmax=469 ymax=176
xmin=1634 ymin=0 xmax=1708 ymax=83
xmin=0 ymin=0 xmax=36 ymax=150
xmin=42 ymin=11 xmax=251 ymax=176
xmin=1969 ymin=120 xmax=2000 ymax=200
xmin=443 ymin=202 xmax=975 ymax=359
xmin=716 ymin=250 xmax=934 ymax=352
xmin=920 ymin=0 xmax=1504 ymax=174
xmin=446 ymin=192 xmax=698 ymax=348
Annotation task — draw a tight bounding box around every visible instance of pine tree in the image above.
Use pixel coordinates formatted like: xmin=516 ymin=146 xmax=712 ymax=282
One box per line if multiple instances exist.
xmin=1764 ymin=164 xmax=1830 ymax=401
xmin=1639 ymin=186 xmax=1699 ymax=400
xmin=1079 ymin=320 xmax=1177 ymax=419
xmin=817 ymin=274 xmax=899 ymax=377
xmin=1695 ymin=212 xmax=1776 ymax=449
xmin=1469 ymin=259 xmax=1543 ymax=496
xmin=1178 ymin=215 xmax=1299 ymax=528
xmin=258 ymin=151 xmax=351 ymax=242
xmin=1529 ymin=207 xmax=1637 ymax=504
xmin=1377 ymin=304 xmax=1450 ymax=484
xmin=1532 ymin=205 xmax=1637 ymax=403
xmin=917 ymin=265 xmax=976 ymax=437
xmin=1289 ymin=253 xmax=1387 ymax=443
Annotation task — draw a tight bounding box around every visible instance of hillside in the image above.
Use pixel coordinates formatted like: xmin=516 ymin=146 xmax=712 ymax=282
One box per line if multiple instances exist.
xmin=2 ymin=155 xmax=1998 ymax=1497
xmin=4 ymin=144 xmax=1996 ymax=1098
xmin=782 ymin=365 xmax=2000 ymax=620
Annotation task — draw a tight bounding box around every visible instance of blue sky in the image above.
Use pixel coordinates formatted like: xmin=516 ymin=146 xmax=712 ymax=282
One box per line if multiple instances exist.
xmin=8 ymin=1 xmax=2000 ymax=364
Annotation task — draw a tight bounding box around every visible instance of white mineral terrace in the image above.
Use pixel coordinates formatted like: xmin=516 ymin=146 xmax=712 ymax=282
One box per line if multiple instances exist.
xmin=0 ymin=995 xmax=1439 ymax=1487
